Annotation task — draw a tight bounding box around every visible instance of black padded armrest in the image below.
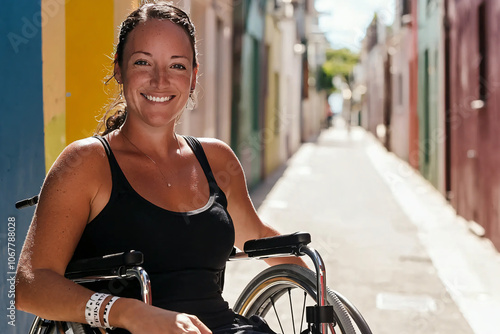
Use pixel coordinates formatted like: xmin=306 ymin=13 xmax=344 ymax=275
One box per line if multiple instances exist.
xmin=244 ymin=232 xmax=311 ymax=257
xmin=65 ymin=250 xmax=143 ymax=280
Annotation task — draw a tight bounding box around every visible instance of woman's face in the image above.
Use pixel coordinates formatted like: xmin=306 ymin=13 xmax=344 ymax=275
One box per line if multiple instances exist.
xmin=115 ymin=19 xmax=197 ymax=128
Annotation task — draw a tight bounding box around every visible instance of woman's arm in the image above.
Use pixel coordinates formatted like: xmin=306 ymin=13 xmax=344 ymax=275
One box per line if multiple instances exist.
xmin=202 ymin=139 xmax=307 ymax=268
xmin=16 ymin=138 xmax=107 ymax=322
xmin=15 ymin=138 xmax=211 ymax=334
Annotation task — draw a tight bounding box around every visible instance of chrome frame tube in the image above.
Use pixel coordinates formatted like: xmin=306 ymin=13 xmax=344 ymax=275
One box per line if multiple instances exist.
xmin=125 ymin=267 xmax=152 ymax=305
xmin=299 ymin=246 xmax=327 ymax=307
xmin=72 ymin=275 xmax=123 ymax=283
xmin=300 ymin=246 xmax=328 ymax=334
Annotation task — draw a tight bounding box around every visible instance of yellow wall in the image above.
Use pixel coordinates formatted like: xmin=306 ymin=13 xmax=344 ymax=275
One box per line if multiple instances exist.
xmin=42 ymin=0 xmax=66 ymax=171
xmin=114 ymin=0 xmax=140 ymax=44
xmin=41 ymin=1 xmax=148 ymax=170
xmin=264 ymin=15 xmax=282 ymax=175
xmin=65 ymin=0 xmax=115 ymax=144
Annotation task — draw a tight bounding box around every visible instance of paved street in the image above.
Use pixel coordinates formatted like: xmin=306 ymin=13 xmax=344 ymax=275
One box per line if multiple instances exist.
xmin=223 ymin=118 xmax=500 ymax=334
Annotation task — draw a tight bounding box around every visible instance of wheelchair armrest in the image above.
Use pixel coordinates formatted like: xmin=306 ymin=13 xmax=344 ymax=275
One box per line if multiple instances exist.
xmin=65 ymin=250 xmax=144 ymax=280
xmin=15 ymin=195 xmax=39 ymax=209
xmin=244 ymin=232 xmax=311 ymax=257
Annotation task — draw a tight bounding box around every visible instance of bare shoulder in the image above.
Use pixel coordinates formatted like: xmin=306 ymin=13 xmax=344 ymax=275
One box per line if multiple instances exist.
xmin=42 ymin=137 xmax=109 ymax=201
xmin=196 ymin=137 xmax=235 ymax=157
xmin=48 ymin=137 xmax=106 ymax=176
xmin=196 ymin=137 xmax=240 ymax=168
xmin=195 ymin=137 xmax=245 ymax=195
xmin=55 ymin=137 xmax=106 ymax=165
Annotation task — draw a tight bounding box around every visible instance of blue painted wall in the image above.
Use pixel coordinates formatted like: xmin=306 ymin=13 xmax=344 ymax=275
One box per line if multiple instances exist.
xmin=0 ymin=1 xmax=45 ymax=332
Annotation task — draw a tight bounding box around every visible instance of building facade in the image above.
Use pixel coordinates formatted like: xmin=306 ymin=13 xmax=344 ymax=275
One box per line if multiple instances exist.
xmin=445 ymin=0 xmax=500 ymax=249
xmin=362 ymin=16 xmax=389 ymax=141
xmin=358 ymin=0 xmax=500 ymax=251
xmin=178 ymin=0 xmax=234 ymax=145
xmin=388 ymin=0 xmax=413 ymax=162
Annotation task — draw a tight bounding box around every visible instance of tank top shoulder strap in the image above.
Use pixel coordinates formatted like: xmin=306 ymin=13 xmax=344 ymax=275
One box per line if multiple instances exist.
xmin=92 ymin=135 xmax=129 ymax=191
xmin=183 ymin=136 xmax=218 ymax=188
xmin=93 ymin=135 xmax=111 ymax=156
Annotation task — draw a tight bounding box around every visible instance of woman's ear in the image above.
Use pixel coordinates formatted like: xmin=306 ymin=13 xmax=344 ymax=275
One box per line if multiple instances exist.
xmin=191 ymin=65 xmax=199 ymax=92
xmin=114 ymin=62 xmax=123 ymax=84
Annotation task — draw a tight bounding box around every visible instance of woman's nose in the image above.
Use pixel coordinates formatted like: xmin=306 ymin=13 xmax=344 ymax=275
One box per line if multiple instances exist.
xmin=152 ymin=69 xmax=169 ymax=87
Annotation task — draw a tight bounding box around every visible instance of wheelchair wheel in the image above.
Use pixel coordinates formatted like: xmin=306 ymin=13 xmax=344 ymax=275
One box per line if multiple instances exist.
xmin=233 ymin=264 xmax=371 ymax=334
xmin=29 ymin=316 xmax=100 ymax=334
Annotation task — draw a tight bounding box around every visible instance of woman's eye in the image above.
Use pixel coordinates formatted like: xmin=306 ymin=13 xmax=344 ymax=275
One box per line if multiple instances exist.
xmin=134 ymin=60 xmax=149 ymax=66
xmin=171 ymin=64 xmax=186 ymax=70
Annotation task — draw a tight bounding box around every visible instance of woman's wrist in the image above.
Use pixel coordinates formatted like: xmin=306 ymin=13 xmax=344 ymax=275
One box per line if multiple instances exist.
xmin=108 ymin=297 xmax=145 ymax=330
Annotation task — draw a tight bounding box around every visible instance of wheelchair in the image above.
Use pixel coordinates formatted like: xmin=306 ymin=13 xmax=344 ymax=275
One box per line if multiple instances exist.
xmin=16 ymin=198 xmax=372 ymax=334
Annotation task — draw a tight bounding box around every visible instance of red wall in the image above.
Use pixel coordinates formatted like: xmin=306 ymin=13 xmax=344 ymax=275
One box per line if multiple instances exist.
xmin=447 ymin=0 xmax=500 ymax=250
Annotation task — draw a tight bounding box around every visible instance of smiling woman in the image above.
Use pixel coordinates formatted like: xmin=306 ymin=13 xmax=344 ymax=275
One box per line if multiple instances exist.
xmin=97 ymin=3 xmax=199 ymax=136
xmin=113 ymin=19 xmax=198 ymax=129
xmin=15 ymin=2 xmax=305 ymax=334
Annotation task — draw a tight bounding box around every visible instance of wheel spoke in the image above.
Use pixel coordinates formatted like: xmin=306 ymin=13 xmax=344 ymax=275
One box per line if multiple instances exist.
xmin=299 ymin=290 xmax=307 ymax=334
xmin=288 ymin=288 xmax=296 ymax=334
xmin=271 ymin=296 xmax=285 ymax=334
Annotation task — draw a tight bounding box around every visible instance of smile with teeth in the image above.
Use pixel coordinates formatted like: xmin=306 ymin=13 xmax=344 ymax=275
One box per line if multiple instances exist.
xmin=142 ymin=93 xmax=174 ymax=103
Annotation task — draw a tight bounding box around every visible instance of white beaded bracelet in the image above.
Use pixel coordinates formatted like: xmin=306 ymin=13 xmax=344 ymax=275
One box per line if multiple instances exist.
xmin=85 ymin=292 xmax=110 ymax=328
xmin=103 ymin=296 xmax=120 ymax=329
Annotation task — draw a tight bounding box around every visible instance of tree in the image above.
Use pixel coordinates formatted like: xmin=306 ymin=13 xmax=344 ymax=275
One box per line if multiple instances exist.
xmin=317 ymin=48 xmax=360 ymax=93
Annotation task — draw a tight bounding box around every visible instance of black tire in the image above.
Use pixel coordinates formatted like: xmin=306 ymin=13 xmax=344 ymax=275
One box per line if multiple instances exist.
xmin=233 ymin=264 xmax=368 ymax=334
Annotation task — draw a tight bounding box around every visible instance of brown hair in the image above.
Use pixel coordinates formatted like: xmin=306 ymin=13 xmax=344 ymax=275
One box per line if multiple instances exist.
xmin=96 ymin=1 xmax=198 ymax=135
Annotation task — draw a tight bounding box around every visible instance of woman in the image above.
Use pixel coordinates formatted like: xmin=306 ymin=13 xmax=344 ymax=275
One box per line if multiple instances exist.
xmin=15 ymin=2 xmax=304 ymax=334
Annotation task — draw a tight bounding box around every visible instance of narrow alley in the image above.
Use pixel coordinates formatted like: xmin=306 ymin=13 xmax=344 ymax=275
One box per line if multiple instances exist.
xmin=224 ymin=119 xmax=500 ymax=334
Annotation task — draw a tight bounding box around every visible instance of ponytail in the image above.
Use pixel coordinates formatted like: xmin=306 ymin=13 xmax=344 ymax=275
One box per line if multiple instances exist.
xmin=95 ymin=94 xmax=127 ymax=136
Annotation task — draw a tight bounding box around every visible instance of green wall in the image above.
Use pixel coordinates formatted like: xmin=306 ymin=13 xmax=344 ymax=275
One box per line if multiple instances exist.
xmin=231 ymin=0 xmax=266 ymax=187
xmin=417 ymin=0 xmax=442 ymax=188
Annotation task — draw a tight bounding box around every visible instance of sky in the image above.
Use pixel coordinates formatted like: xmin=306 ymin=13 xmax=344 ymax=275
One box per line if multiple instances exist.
xmin=314 ymin=0 xmax=395 ymax=51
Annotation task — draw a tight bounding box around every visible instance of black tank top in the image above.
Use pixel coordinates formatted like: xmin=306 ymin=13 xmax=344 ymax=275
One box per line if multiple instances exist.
xmin=71 ymin=136 xmax=236 ymax=330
